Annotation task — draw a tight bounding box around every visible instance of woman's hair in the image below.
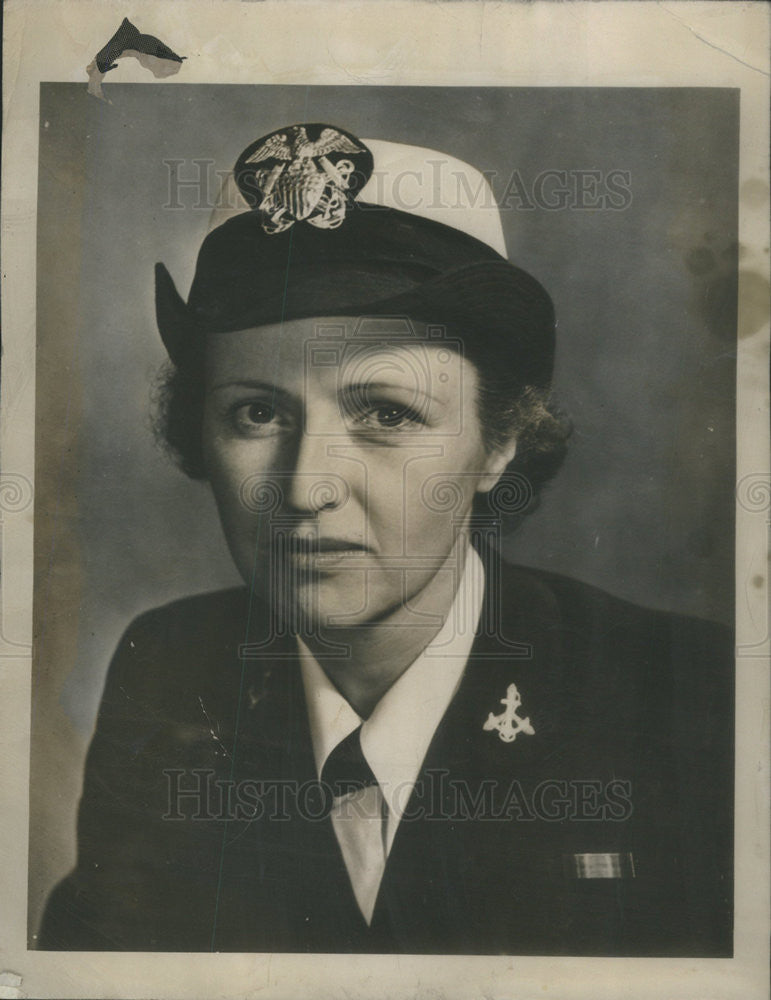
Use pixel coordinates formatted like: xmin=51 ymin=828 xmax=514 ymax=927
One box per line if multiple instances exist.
xmin=153 ymin=329 xmax=571 ymax=524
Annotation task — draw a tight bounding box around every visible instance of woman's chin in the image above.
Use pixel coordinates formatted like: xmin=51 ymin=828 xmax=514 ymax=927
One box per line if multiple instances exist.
xmin=276 ymin=573 xmax=449 ymax=635
xmin=272 ymin=573 xmax=372 ymax=630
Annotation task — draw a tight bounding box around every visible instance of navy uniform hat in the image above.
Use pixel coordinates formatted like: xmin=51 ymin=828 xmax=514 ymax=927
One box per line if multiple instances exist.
xmin=155 ymin=123 xmax=556 ymax=389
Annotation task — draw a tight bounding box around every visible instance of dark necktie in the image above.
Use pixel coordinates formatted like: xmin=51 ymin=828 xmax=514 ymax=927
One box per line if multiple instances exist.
xmin=319 ymin=724 xmax=388 ymax=925
xmin=321 ymin=725 xmax=378 ymax=798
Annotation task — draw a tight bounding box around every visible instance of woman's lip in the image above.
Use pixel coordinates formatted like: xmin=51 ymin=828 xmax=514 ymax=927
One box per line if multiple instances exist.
xmin=285 ymin=546 xmax=370 ymax=570
xmin=284 ymin=537 xmax=370 ymax=554
xmin=279 ymin=538 xmax=372 ymax=567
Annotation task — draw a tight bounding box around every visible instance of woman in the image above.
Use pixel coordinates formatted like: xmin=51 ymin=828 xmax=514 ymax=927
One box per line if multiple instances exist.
xmin=40 ymin=123 xmax=732 ymax=955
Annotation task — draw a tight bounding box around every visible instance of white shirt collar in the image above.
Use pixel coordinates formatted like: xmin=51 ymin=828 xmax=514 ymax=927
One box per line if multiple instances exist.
xmin=299 ymin=544 xmax=485 ymax=848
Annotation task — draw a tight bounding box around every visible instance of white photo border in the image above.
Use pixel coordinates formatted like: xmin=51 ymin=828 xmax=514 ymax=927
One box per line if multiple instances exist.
xmin=2 ymin=2 xmax=768 ymax=998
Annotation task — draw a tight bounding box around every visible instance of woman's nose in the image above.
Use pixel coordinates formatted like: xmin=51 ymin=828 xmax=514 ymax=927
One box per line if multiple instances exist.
xmin=284 ymin=430 xmax=349 ymax=514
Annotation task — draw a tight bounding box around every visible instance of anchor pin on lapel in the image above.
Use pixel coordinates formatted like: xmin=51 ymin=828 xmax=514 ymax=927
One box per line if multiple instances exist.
xmin=483 ymin=683 xmax=535 ymax=743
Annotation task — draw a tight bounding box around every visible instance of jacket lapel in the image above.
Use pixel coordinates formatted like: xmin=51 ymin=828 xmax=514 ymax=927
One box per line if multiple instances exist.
xmin=216 ymin=614 xmax=373 ymax=951
xmin=371 ymin=552 xmax=569 ymax=949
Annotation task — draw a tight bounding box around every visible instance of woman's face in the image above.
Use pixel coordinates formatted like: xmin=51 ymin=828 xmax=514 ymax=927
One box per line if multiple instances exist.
xmin=202 ymin=316 xmax=515 ymax=628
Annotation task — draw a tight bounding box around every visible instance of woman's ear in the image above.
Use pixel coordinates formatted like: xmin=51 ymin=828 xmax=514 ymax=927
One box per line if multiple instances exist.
xmin=476 ymin=437 xmax=518 ymax=494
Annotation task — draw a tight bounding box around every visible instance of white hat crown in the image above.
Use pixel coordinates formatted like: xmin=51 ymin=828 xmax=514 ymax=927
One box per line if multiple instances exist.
xmin=208 ymin=124 xmax=507 ymax=258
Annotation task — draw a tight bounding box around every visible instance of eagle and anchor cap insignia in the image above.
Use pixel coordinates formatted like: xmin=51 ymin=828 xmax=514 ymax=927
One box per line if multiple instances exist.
xmin=234 ymin=123 xmax=374 ymax=235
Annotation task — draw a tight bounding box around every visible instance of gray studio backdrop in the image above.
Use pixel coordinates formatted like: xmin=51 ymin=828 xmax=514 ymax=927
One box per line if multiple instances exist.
xmin=29 ymin=84 xmax=737 ymax=935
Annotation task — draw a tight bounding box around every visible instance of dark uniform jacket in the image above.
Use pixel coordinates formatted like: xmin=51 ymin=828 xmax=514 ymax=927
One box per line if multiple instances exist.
xmin=39 ymin=550 xmax=734 ymax=955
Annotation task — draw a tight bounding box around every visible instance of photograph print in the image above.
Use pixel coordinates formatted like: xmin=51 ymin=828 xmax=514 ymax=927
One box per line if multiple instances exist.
xmin=30 ymin=83 xmax=736 ymax=956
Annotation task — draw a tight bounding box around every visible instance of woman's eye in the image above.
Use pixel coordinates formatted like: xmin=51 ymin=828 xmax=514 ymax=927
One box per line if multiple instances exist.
xmin=349 ymin=402 xmax=425 ymax=432
xmin=230 ymin=401 xmax=283 ymax=435
xmin=245 ymin=402 xmax=274 ymax=423
xmin=372 ymin=404 xmax=418 ymax=428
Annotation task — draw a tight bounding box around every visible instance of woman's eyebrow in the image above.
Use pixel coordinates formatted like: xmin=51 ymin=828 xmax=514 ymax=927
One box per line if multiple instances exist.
xmin=339 ymin=381 xmax=444 ymax=405
xmin=208 ymin=379 xmax=294 ymax=399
